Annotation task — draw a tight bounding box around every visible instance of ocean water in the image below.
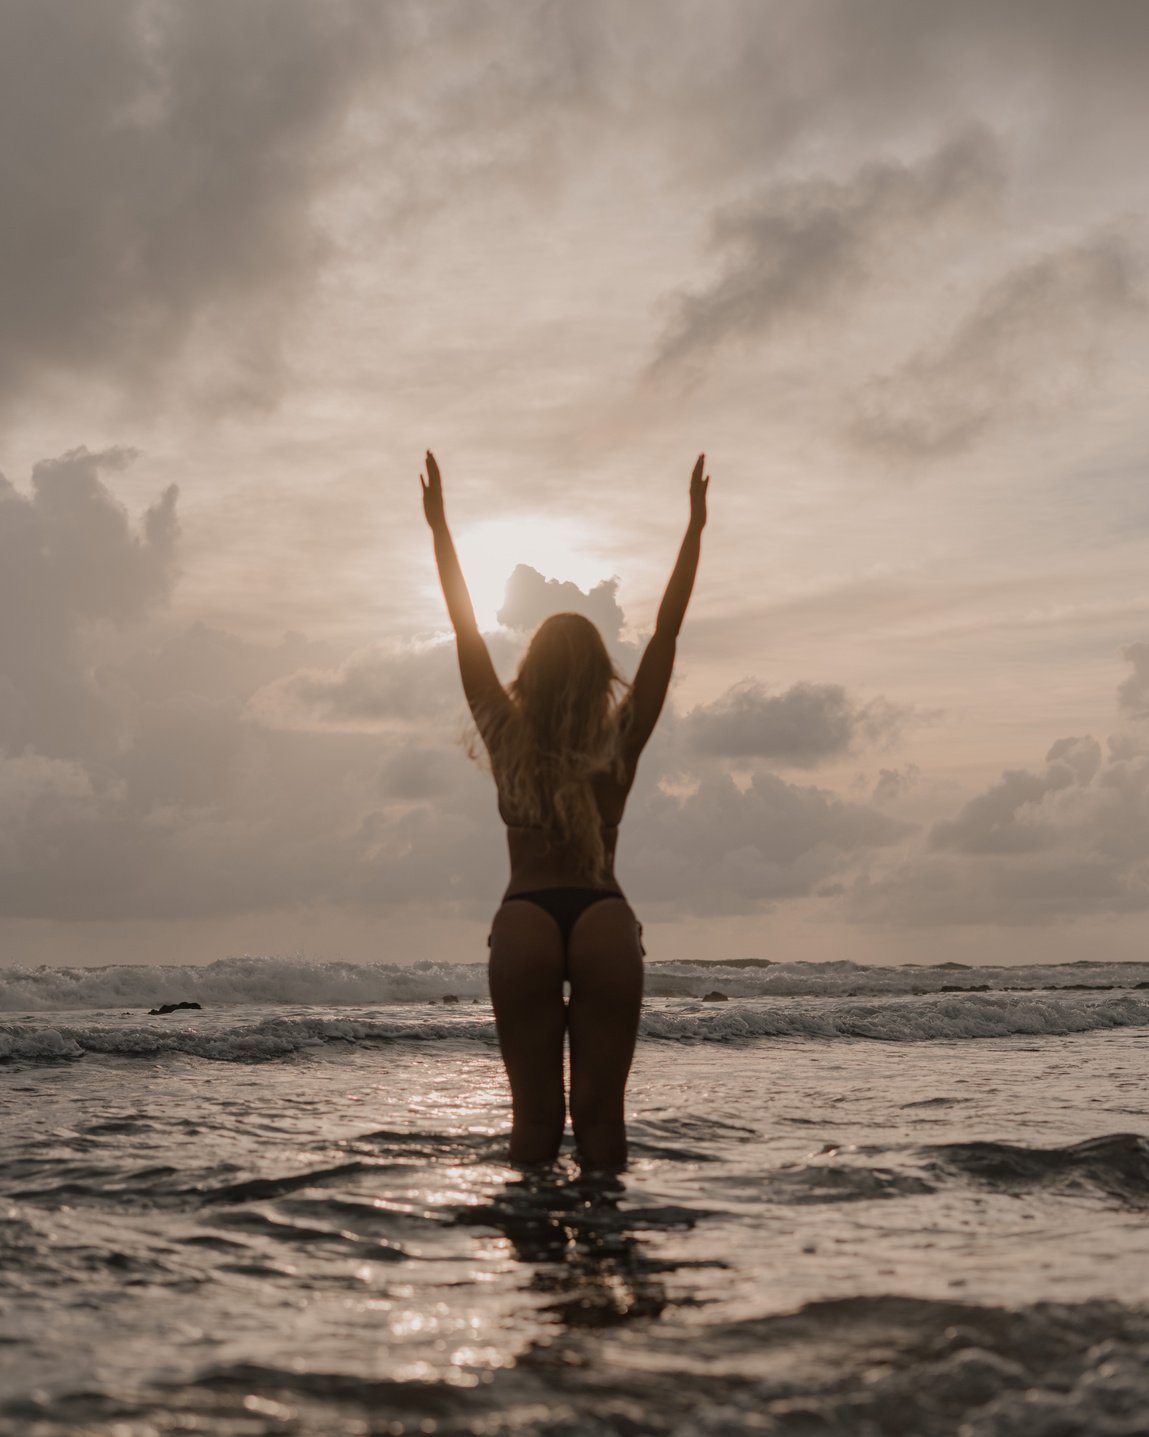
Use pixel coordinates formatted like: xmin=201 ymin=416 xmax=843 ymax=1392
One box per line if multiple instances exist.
xmin=3 ymin=956 xmax=1149 ymax=1436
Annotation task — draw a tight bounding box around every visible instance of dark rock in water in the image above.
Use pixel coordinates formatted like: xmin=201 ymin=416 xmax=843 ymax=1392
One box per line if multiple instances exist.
xmin=148 ymin=1001 xmax=202 ymax=1015
xmin=471 ymin=998 xmax=480 ymax=1005
xmin=940 ymin=984 xmax=990 ymax=993
xmin=442 ymin=994 xmax=459 ymax=1005
xmin=702 ymin=990 xmax=728 ymax=1002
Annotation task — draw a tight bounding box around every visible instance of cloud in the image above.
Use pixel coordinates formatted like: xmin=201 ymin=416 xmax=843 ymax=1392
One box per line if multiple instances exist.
xmin=254 ymin=567 xmax=634 ymax=735
xmin=7 ymin=0 xmax=1146 ymax=429
xmin=852 ymin=649 xmax=1149 ymax=926
xmin=624 ymin=768 xmax=914 ymax=914
xmin=254 ymin=642 xmax=468 ymax=728
xmin=249 ymin=631 xmax=527 ymax=729
xmin=24 ymin=447 xmax=180 ymax=620
xmin=851 ymin=231 xmax=1145 ymax=457
xmin=497 ymin=564 xmax=627 ymax=644
xmin=928 ymin=736 xmax=1103 ymax=856
xmin=872 ymin=765 xmax=919 ymax=804
xmin=0 ymin=732 xmax=380 ymax=922
xmin=1118 ymin=641 xmax=1149 ymax=719
xmin=379 ymin=744 xmax=456 ymax=801
xmin=0 ymin=452 xmax=916 ymax=923
xmin=649 ymin=129 xmax=1002 ymax=372
xmin=686 ymin=680 xmax=908 ymax=767
xmin=0 ymin=447 xmax=179 ymax=759
xmin=110 ymin=623 xmax=337 ymax=708
xmin=695 ymin=2 xmax=1149 ymax=179
xmin=0 ymin=1 xmax=393 ymax=409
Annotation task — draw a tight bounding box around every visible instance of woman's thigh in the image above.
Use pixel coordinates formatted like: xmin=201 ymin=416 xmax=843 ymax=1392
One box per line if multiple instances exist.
xmin=487 ymin=900 xmax=567 ymax=1116
xmin=565 ymin=898 xmax=644 ymax=1114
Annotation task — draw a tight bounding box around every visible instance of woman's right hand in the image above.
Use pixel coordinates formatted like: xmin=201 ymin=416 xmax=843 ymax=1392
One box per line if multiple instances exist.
xmin=421 ymin=450 xmax=445 ymax=530
xmin=689 ymin=453 xmax=709 ymax=529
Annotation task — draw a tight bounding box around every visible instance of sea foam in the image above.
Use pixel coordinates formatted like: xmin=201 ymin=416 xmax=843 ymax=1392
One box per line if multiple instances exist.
xmin=3 ymin=953 xmax=1148 ymax=1013
xmin=4 ymin=990 xmax=1149 ymax=1062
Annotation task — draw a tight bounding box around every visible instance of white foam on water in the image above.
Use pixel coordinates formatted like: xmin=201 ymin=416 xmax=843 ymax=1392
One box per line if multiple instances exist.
xmin=3 ymin=953 xmax=1148 ymax=1013
xmin=0 ymin=955 xmax=489 ymax=1012
xmin=4 ymin=989 xmax=1149 ymax=1062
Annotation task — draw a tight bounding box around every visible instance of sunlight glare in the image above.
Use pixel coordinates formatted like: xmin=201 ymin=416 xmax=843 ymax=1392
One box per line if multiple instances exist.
xmin=452 ymin=516 xmax=606 ymax=632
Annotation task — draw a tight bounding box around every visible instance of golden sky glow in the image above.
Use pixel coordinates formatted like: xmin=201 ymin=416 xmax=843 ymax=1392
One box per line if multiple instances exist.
xmin=2 ymin=2 xmax=1148 ymax=967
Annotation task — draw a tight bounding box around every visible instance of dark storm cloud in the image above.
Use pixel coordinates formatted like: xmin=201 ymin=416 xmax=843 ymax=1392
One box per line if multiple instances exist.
xmin=0 ymin=0 xmax=392 ymax=407
xmin=686 ymin=680 xmax=908 ymax=767
xmin=650 ymin=130 xmax=1002 ymax=373
xmin=851 ymin=232 xmax=1145 ymax=457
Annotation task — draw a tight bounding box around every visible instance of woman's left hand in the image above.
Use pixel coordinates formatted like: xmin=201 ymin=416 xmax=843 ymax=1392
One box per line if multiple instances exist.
xmin=421 ymin=450 xmax=445 ymax=529
xmin=689 ymin=453 xmax=709 ymax=529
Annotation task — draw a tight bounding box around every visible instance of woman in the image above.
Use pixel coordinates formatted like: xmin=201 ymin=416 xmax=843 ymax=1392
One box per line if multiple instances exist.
xmin=421 ymin=450 xmax=708 ymax=1169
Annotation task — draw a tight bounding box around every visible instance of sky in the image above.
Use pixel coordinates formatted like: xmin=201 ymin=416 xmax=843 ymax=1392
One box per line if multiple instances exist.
xmin=2 ymin=0 xmax=1148 ymax=970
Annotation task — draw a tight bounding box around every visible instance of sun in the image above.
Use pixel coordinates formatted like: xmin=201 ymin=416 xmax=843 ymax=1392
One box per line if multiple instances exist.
xmin=451 ymin=515 xmax=604 ymax=632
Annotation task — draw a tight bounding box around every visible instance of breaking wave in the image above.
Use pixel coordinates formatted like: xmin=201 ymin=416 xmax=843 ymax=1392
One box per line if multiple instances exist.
xmin=4 ymin=953 xmax=1148 ymax=1013
xmin=4 ymin=989 xmax=1149 ymax=1063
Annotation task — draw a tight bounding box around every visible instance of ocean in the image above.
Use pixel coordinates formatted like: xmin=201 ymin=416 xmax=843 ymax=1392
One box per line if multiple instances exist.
xmin=3 ymin=955 xmax=1148 ymax=1436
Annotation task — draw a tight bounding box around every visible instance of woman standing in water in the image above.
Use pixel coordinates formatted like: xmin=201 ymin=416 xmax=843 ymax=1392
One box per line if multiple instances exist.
xmin=422 ymin=451 xmax=708 ymax=1169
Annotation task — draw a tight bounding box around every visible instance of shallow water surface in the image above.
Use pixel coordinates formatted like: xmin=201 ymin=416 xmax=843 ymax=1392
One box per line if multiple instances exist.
xmin=3 ymin=964 xmax=1149 ymax=1434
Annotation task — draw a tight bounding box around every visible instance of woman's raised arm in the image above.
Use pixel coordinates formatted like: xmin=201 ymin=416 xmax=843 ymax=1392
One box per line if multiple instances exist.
xmin=623 ymin=454 xmax=709 ymax=766
xmin=421 ymin=450 xmax=506 ymax=726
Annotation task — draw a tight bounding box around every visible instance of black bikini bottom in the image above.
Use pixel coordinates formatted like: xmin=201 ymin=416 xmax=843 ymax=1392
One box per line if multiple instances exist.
xmin=489 ymin=887 xmax=644 ymax=967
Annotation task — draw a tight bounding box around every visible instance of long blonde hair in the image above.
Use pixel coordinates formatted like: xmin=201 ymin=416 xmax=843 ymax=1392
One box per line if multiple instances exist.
xmin=479 ymin=613 xmax=630 ymax=879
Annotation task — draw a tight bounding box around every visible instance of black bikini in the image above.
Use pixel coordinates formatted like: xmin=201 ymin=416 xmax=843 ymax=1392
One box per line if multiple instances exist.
xmin=502 ymin=886 xmax=623 ymax=943
xmin=491 ymin=811 xmax=642 ymax=967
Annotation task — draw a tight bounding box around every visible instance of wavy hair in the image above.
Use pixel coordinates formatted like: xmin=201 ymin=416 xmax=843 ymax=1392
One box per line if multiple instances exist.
xmin=476 ymin=613 xmax=630 ymax=879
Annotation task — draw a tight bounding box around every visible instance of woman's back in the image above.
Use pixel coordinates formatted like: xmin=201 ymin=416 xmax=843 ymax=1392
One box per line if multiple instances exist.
xmin=498 ymin=768 xmax=629 ymax=895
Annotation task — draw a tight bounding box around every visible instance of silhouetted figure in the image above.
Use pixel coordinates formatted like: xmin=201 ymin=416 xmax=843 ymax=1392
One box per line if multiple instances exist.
xmin=422 ymin=450 xmax=708 ymax=1169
